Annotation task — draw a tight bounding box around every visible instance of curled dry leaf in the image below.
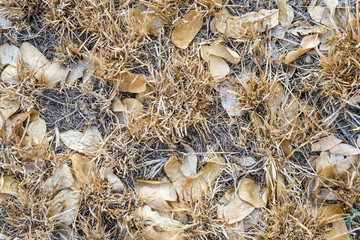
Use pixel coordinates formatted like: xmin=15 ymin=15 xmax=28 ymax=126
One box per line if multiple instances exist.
xmin=288 ymin=24 xmax=327 ymax=36
xmin=0 ymin=98 xmax=19 ymax=120
xmin=217 ymin=188 xmax=255 ymax=224
xmin=115 ymin=71 xmax=147 ymax=93
xmin=329 ymin=144 xmax=360 ymax=156
xmin=66 ymin=56 xmax=95 ymax=85
xmin=164 ymin=156 xmax=188 ymax=196
xmin=276 ymin=0 xmax=294 ymax=27
xmin=128 ymin=8 xmax=163 ymax=36
xmin=47 ymin=189 xmax=81 ymax=225
xmin=135 ymin=179 xmax=177 ymax=210
xmin=238 ymin=178 xmax=266 ymax=208
xmin=60 ymin=127 xmax=103 ymax=154
xmin=27 ymin=118 xmax=46 ymax=146
xmin=171 ymin=10 xmax=203 ymax=49
xmin=201 ymin=43 xmax=240 ymax=64
xmin=0 ymin=43 xmax=20 ymax=67
xmin=180 ymin=143 xmax=197 ymax=178
xmin=321 ymin=205 xmax=349 ymax=240
xmin=100 ymin=167 xmax=124 ymax=192
xmin=284 ymin=34 xmax=320 ymax=64
xmin=43 ymin=164 xmax=75 ymax=192
xmin=215 ymin=9 xmax=278 ymax=39
xmin=312 ymin=134 xmax=342 ymax=152
xmin=1 ymin=65 xmax=19 ymax=84
xmin=71 ymin=154 xmax=91 ymax=185
xmin=20 ymin=42 xmax=69 ymax=87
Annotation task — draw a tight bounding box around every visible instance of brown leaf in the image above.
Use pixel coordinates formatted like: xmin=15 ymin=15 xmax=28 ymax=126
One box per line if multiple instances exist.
xmin=71 ymin=154 xmax=92 ymax=185
xmin=312 ymin=135 xmax=342 ymax=152
xmin=60 ymin=127 xmax=103 ymax=154
xmin=0 ymin=175 xmax=21 ymax=197
xmin=47 ymin=189 xmax=81 ymax=225
xmin=171 ymin=10 xmax=203 ymax=49
xmin=135 ymin=179 xmax=177 ymax=210
xmin=201 ymin=43 xmax=240 ymax=64
xmin=238 ymin=178 xmax=265 ymax=208
xmin=116 ymin=72 xmax=147 ymax=93
xmin=284 ymin=34 xmax=320 ymax=64
xmin=0 ymin=98 xmax=20 ymax=120
xmin=128 ymin=8 xmax=163 ymax=36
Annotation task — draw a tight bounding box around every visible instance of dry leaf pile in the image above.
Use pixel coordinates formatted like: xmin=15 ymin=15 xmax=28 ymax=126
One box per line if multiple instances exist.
xmin=0 ymin=0 xmax=360 ymax=239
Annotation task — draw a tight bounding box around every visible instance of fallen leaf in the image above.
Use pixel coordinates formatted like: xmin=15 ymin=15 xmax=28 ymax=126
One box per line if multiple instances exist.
xmin=116 ymin=72 xmax=147 ymax=93
xmin=312 ymin=135 xmax=342 ymax=152
xmin=215 ymin=9 xmax=279 ymax=39
xmin=47 ymin=189 xmax=81 ymax=225
xmin=100 ymin=167 xmax=124 ymax=192
xmin=280 ymin=139 xmax=293 ymax=158
xmin=284 ymin=34 xmax=320 ymax=64
xmin=180 ymin=143 xmax=198 ymax=178
xmin=122 ymin=98 xmax=144 ymax=120
xmin=238 ymin=178 xmax=265 ymax=208
xmin=0 ymin=175 xmax=21 ymax=196
xmin=308 ymin=6 xmax=333 ymax=28
xmin=128 ymin=8 xmax=163 ymax=36
xmin=144 ymin=226 xmax=185 ymax=240
xmin=164 ymin=156 xmax=187 ymax=196
xmin=112 ymin=98 xmax=125 ymax=112
xmin=1 ymin=65 xmax=19 ymax=84
xmin=217 ymin=188 xmax=255 ymax=224
xmin=60 ymin=127 xmax=103 ymax=154
xmin=201 ymin=43 xmax=240 ymax=64
xmin=171 ymin=10 xmax=203 ymax=49
xmin=66 ymin=56 xmax=96 ymax=85
xmin=135 ymin=179 xmax=177 ymax=210
xmin=27 ymin=118 xmax=46 ymax=145
xmin=42 ymin=62 xmax=70 ymax=88
xmin=0 ymin=98 xmax=19 ymax=120
xmin=219 ymin=81 xmax=242 ymax=116
xmin=236 ymin=156 xmax=257 ymax=167
xmin=207 ymin=55 xmax=229 ymax=81
xmin=329 ymin=144 xmax=360 ymax=156
xmin=136 ymin=205 xmax=183 ymax=230
xmin=43 ymin=164 xmax=75 ymax=192
xmin=276 ymin=0 xmax=294 ymax=27
xmin=288 ymin=25 xmax=327 ymax=36
xmin=71 ymin=154 xmax=92 ymax=185
xmin=0 ymin=43 xmax=20 ymax=67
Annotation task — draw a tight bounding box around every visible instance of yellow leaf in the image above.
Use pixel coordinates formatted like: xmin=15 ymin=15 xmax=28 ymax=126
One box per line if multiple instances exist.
xmin=171 ymin=10 xmax=203 ymax=49
xmin=116 ymin=72 xmax=147 ymax=93
xmin=284 ymin=34 xmax=320 ymax=64
xmin=128 ymin=8 xmax=163 ymax=36
xmin=71 ymin=154 xmax=92 ymax=185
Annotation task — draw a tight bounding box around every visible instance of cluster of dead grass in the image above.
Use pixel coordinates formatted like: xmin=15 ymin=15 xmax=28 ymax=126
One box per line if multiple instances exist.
xmin=0 ymin=0 xmax=360 ymax=239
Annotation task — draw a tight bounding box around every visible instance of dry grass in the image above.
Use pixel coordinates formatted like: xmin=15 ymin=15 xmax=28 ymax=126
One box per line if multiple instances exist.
xmin=0 ymin=0 xmax=360 ymax=239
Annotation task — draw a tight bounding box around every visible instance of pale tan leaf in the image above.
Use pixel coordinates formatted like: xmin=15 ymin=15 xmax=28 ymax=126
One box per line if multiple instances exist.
xmin=312 ymin=134 xmax=342 ymax=152
xmin=327 ymin=220 xmax=350 ymax=240
xmin=219 ymin=81 xmax=242 ymax=117
xmin=0 ymin=175 xmax=20 ymax=196
xmin=201 ymin=43 xmax=240 ymax=64
xmin=43 ymin=164 xmax=75 ymax=192
xmin=267 ymin=83 xmax=284 ymax=116
xmin=111 ymin=98 xmax=125 ymax=112
xmin=60 ymin=127 xmax=103 ymax=154
xmin=136 ymin=205 xmax=183 ymax=229
xmin=20 ymin=42 xmax=49 ymax=80
xmin=180 ymin=143 xmax=197 ymax=178
xmin=171 ymin=10 xmax=203 ymax=49
xmin=0 ymin=43 xmax=20 ymax=67
xmin=27 ymin=118 xmax=46 ymax=145
xmin=71 ymin=154 xmax=91 ymax=185
xmin=164 ymin=156 xmax=187 ymax=195
xmin=217 ymin=188 xmax=255 ymax=224
xmin=128 ymin=8 xmax=163 ymax=36
xmin=308 ymin=6 xmax=333 ymax=28
xmin=59 ymin=130 xmax=82 ymax=151
xmin=238 ymin=178 xmax=265 ymax=208
xmin=122 ymin=98 xmax=144 ymax=119
xmin=288 ymin=25 xmax=327 ymax=36
xmin=144 ymin=226 xmax=185 ymax=240
xmin=1 ymin=65 xmax=19 ymax=84
xmin=135 ymin=179 xmax=177 ymax=210
xmin=235 ymin=156 xmax=257 ymax=167
xmin=329 ymin=144 xmax=360 ymax=156
xmin=42 ymin=62 xmax=70 ymax=88
xmin=47 ymin=189 xmax=81 ymax=225
xmin=276 ymin=0 xmax=294 ymax=27
xmin=208 ymin=55 xmax=229 ymax=81
xmin=0 ymin=98 xmax=19 ymax=120
xmin=66 ymin=56 xmax=95 ymax=85
xmin=284 ymin=34 xmax=320 ymax=64
xmin=117 ymin=72 xmax=147 ymax=93
xmin=100 ymin=167 xmax=124 ymax=192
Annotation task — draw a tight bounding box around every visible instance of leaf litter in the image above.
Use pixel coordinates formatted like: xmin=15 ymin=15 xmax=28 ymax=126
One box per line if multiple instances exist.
xmin=0 ymin=0 xmax=359 ymax=239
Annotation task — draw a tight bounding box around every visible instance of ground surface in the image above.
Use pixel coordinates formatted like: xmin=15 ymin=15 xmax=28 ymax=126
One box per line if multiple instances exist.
xmin=0 ymin=0 xmax=360 ymax=239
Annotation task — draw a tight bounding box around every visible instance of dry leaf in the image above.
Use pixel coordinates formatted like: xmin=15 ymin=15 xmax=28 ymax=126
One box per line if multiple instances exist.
xmin=280 ymin=139 xmax=293 ymax=158
xmin=321 ymin=205 xmax=349 ymax=240
xmin=329 ymin=144 xmax=360 ymax=156
xmin=201 ymin=43 xmax=240 ymax=64
xmin=43 ymin=164 xmax=75 ymax=192
xmin=144 ymin=226 xmax=185 ymax=240
xmin=0 ymin=43 xmax=20 ymax=67
xmin=236 ymin=156 xmax=257 ymax=167
xmin=308 ymin=6 xmax=333 ymax=28
xmin=238 ymin=178 xmax=265 ymax=208
xmin=217 ymin=188 xmax=255 ymax=224
xmin=100 ymin=168 xmax=124 ymax=192
xmin=66 ymin=56 xmax=95 ymax=85
xmin=215 ymin=9 xmax=278 ymax=39
xmin=27 ymin=118 xmax=46 ymax=145
xmin=60 ymin=127 xmax=103 ymax=154
xmin=116 ymin=72 xmax=147 ymax=93
xmin=0 ymin=98 xmax=19 ymax=120
xmin=47 ymin=189 xmax=81 ymax=225
xmin=180 ymin=143 xmax=197 ymax=178
xmin=219 ymin=81 xmax=242 ymax=116
xmin=0 ymin=175 xmax=21 ymax=196
xmin=284 ymin=34 xmax=320 ymax=64
xmin=171 ymin=10 xmax=203 ymax=49
xmin=128 ymin=8 xmax=163 ymax=36
xmin=1 ymin=65 xmax=19 ymax=84
xmin=208 ymin=55 xmax=229 ymax=81
xmin=288 ymin=25 xmax=327 ymax=36
xmin=164 ymin=156 xmax=187 ymax=196
xmin=276 ymin=0 xmax=294 ymax=27
xmin=71 ymin=154 xmax=91 ymax=185
xmin=122 ymin=98 xmax=144 ymax=120
xmin=42 ymin=62 xmax=70 ymax=88
xmin=135 ymin=179 xmax=177 ymax=210
xmin=312 ymin=135 xmax=342 ymax=152
xmin=112 ymin=98 xmax=125 ymax=112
